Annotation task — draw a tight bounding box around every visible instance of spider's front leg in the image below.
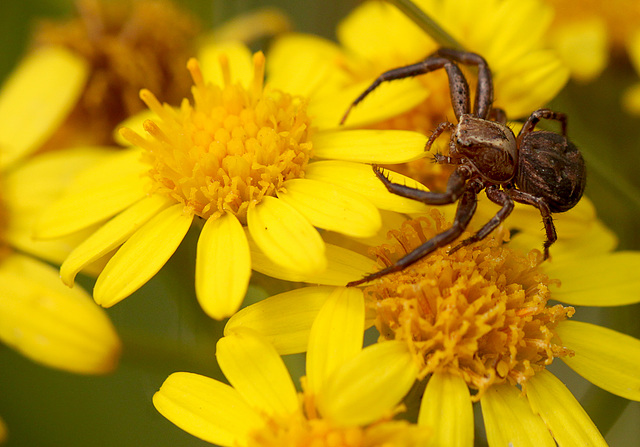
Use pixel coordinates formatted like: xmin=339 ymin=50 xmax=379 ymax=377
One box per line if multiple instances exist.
xmin=348 ymin=181 xmax=480 ymax=287
xmin=373 ymin=164 xmax=471 ymax=205
xmin=340 ymin=54 xmax=471 ymax=124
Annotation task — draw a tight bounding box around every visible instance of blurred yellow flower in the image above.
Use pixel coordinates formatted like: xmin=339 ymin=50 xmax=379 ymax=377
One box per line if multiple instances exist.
xmin=36 ymin=42 xmax=432 ymax=320
xmin=153 ymin=288 xmax=428 ymax=446
xmin=228 ymin=209 xmax=640 ymax=445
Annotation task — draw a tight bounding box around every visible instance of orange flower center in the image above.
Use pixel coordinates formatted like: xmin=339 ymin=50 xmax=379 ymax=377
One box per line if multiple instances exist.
xmin=363 ymin=211 xmax=574 ymax=398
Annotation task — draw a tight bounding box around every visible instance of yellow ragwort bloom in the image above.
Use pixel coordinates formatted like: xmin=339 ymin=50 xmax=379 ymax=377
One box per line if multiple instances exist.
xmin=153 ymin=288 xmax=429 ymax=446
xmin=228 ymin=209 xmax=640 ymax=446
xmin=36 ymin=42 xmax=432 ymax=320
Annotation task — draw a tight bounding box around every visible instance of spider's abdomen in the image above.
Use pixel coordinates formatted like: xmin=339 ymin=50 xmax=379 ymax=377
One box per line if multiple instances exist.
xmin=516 ymin=131 xmax=586 ymax=213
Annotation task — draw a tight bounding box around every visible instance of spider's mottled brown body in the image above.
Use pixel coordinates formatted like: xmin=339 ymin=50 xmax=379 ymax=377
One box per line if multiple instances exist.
xmin=342 ymin=49 xmax=586 ymax=287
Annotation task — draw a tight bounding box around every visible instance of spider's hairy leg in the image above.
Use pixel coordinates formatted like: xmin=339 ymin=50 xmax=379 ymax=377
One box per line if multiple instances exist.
xmin=341 ymin=55 xmax=471 ymax=124
xmin=449 ymin=186 xmax=514 ymax=253
xmin=507 ymin=188 xmax=557 ymax=260
xmin=373 ymin=164 xmax=470 ymax=205
xmin=432 ymin=48 xmax=494 ymax=119
xmin=347 ymin=184 xmax=479 ymax=287
xmin=518 ymin=108 xmax=568 ymax=138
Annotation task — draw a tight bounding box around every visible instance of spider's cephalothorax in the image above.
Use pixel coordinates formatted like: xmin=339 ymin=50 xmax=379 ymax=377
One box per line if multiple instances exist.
xmin=341 ymin=48 xmax=586 ymax=287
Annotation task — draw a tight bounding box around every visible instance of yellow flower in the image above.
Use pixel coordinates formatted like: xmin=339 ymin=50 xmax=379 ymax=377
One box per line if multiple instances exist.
xmin=543 ymin=0 xmax=640 ymax=82
xmin=0 ymin=129 xmax=120 ymax=375
xmin=36 ymin=42 xmax=430 ymax=320
xmin=227 ymin=210 xmax=640 ymax=445
xmin=153 ymin=288 xmax=428 ymax=446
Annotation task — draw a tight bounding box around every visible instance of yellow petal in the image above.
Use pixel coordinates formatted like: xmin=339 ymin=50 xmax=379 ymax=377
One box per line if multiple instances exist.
xmin=310 ymin=78 xmax=429 ymax=130
xmin=0 ymin=46 xmax=88 ymax=168
xmin=418 ymin=372 xmax=474 ymax=447
xmin=249 ymin=237 xmax=377 ymax=286
xmin=247 ymin=196 xmax=326 ymax=275
xmin=0 ymin=253 xmax=120 ymax=374
xmin=556 ymin=320 xmax=640 ymax=401
xmin=317 ymin=340 xmax=418 ymax=427
xmin=4 ymin=146 xmax=113 ymax=264
xmin=278 ymin=178 xmax=381 ymax=238
xmin=480 ymin=383 xmax=555 ymax=447
xmin=217 ymin=330 xmax=298 ymax=417
xmin=36 ymin=148 xmax=148 ymax=239
xmin=225 ymin=286 xmax=336 ymax=355
xmin=195 ymin=212 xmax=251 ymax=320
xmin=94 ymin=204 xmax=193 ymax=307
xmin=153 ymin=372 xmax=263 ymax=446
xmin=61 ymin=194 xmax=172 ymax=286
xmin=266 ymin=33 xmax=346 ymax=98
xmin=305 ymin=161 xmax=430 ymax=214
xmin=551 ymin=18 xmax=608 ymax=82
xmin=306 ymin=287 xmax=365 ymax=396
xmin=547 ymin=252 xmax=640 ymax=306
xmin=526 ymin=370 xmax=607 ymax=447
xmin=198 ymin=41 xmax=254 ymax=88
xmin=312 ymin=129 xmax=427 ymax=164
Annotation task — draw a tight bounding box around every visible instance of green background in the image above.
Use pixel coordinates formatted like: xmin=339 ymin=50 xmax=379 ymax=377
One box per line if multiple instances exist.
xmin=1 ymin=1 xmax=639 ymax=446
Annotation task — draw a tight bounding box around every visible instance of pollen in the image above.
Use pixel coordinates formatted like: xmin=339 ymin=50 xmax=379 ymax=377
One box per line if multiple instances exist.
xmin=122 ymin=53 xmax=313 ymax=223
xmin=363 ymin=210 xmax=574 ymax=398
xmin=34 ymin=0 xmax=199 ymax=144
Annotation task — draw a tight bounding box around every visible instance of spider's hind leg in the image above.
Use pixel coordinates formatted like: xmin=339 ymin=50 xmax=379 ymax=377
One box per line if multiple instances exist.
xmin=448 ymin=186 xmax=514 ymax=254
xmin=347 ymin=184 xmax=480 ymax=287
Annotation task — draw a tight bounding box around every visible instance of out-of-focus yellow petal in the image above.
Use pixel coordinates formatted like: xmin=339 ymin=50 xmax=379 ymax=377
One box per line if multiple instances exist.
xmin=336 ymin=0 xmax=430 ymax=63
xmin=305 ymin=161 xmax=430 ymax=214
xmin=317 ymin=340 xmax=418 ymax=427
xmin=310 ymin=78 xmax=429 ymax=130
xmin=247 ymin=196 xmax=326 ymax=275
xmin=4 ymin=146 xmax=112 ymax=264
xmin=306 ymin=287 xmax=364 ymax=396
xmin=195 ymin=212 xmax=251 ymax=320
xmin=556 ymin=320 xmax=640 ymax=401
xmin=526 ymin=370 xmax=607 ymax=447
xmin=60 ymin=194 xmax=172 ymax=286
xmin=481 ymin=383 xmax=555 ymax=447
xmin=0 ymin=46 xmax=88 ymax=168
xmin=35 ymin=148 xmax=148 ymax=239
xmin=94 ymin=204 xmax=193 ymax=307
xmin=278 ymin=178 xmax=381 ymax=238
xmin=225 ymin=286 xmax=336 ymax=355
xmin=622 ymin=82 xmax=640 ymax=115
xmin=0 ymin=253 xmax=120 ymax=374
xmin=249 ymin=237 xmax=377 ymax=286
xmin=547 ymin=252 xmax=640 ymax=306
xmin=418 ymin=372 xmax=474 ymax=447
xmin=550 ymin=18 xmax=608 ymax=82
xmin=312 ymin=129 xmax=427 ymax=164
xmin=217 ymin=330 xmax=298 ymax=417
xmin=198 ymin=41 xmax=253 ymax=88
xmin=153 ymin=372 xmax=263 ymax=447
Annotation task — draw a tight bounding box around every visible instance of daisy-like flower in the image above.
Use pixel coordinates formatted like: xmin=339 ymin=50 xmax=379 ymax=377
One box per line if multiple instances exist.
xmin=153 ymin=287 xmax=429 ymax=446
xmin=31 ymin=0 xmax=200 ymax=147
xmin=227 ymin=209 xmax=640 ymax=445
xmin=36 ymin=42 xmax=431 ymax=320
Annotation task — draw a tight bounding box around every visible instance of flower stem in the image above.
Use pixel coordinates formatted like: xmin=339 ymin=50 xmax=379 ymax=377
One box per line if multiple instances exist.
xmin=384 ymin=0 xmax=464 ymax=50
